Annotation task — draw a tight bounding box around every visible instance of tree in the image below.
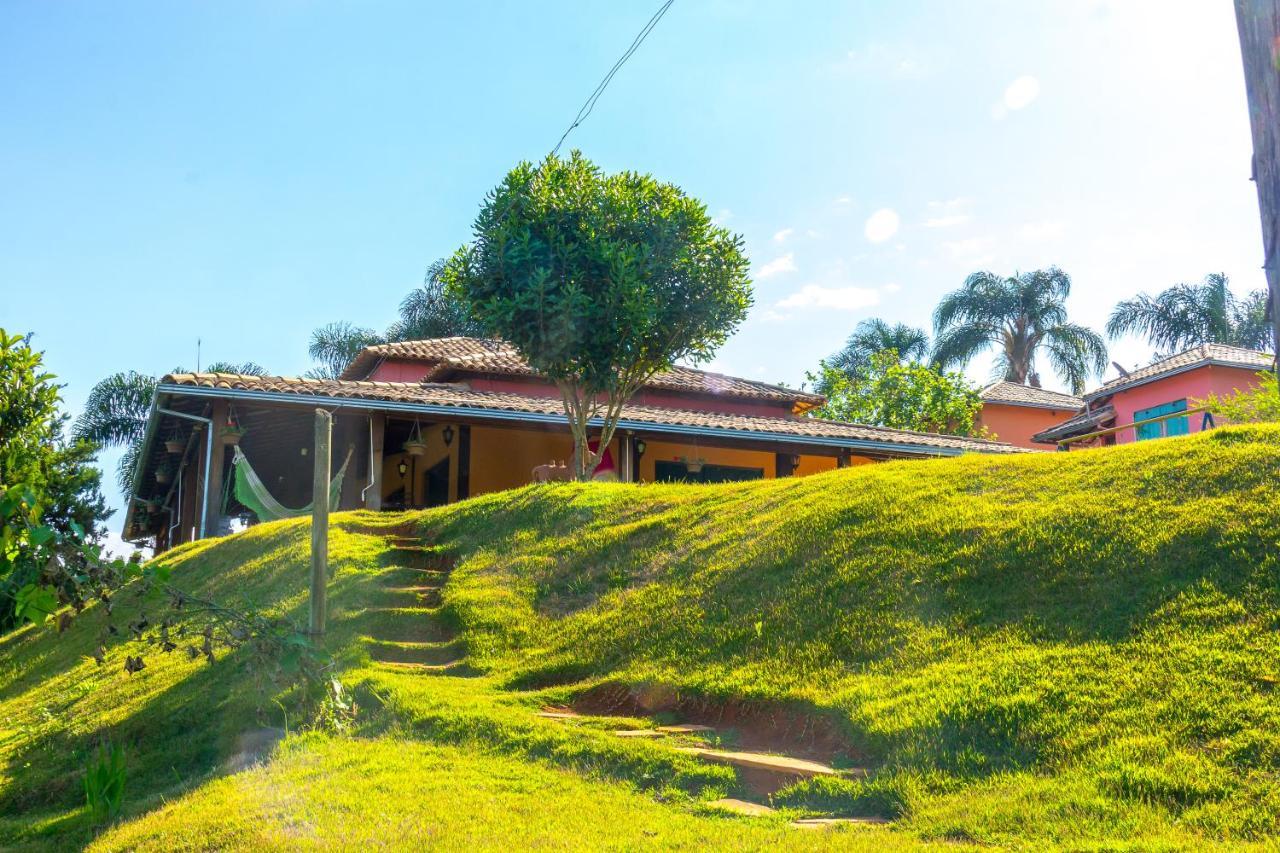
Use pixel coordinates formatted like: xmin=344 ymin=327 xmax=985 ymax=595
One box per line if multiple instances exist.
xmin=75 ymin=362 xmax=265 ymax=496
xmin=1200 ymin=370 xmax=1280 ymax=425
xmin=306 ymin=262 xmax=485 ymax=379
xmin=443 ymin=151 xmax=752 ymax=480
xmin=1 ymin=330 xmax=112 ymax=632
xmin=819 ymin=318 xmax=929 ymax=395
xmin=932 ymin=267 xmax=1108 ymax=395
xmin=808 ymin=350 xmax=987 ymax=437
xmin=1106 ymin=273 xmax=1272 ymax=355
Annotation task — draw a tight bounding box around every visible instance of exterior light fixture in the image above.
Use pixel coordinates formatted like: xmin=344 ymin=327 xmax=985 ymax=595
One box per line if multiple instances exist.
xmin=635 ymin=438 xmax=647 ymax=456
xmin=397 ymin=460 xmax=409 ymax=478
xmin=442 ymin=424 xmax=455 ymax=447
xmin=790 ymin=454 xmax=801 ymax=468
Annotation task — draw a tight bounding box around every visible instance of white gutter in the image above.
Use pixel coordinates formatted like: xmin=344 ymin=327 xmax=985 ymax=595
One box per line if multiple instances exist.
xmin=157 ymin=407 xmax=214 ymax=539
xmin=154 ymin=383 xmax=993 ymax=457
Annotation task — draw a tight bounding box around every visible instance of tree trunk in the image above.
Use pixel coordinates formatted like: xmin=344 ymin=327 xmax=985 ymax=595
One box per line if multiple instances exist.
xmin=1235 ymin=0 xmax=1280 ymax=365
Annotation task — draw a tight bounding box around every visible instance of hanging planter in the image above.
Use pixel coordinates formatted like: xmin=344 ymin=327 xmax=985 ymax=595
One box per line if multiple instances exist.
xmin=155 ymin=465 xmax=173 ymax=485
xmin=680 ymin=456 xmax=705 ymax=475
xmin=403 ymin=420 xmax=427 ymax=456
xmin=144 ymin=498 xmax=162 ymax=513
xmin=220 ymin=425 xmax=246 ymax=446
xmin=164 ymin=434 xmax=185 ymax=454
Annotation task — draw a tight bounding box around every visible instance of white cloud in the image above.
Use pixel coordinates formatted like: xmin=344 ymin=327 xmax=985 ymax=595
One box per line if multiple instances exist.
xmin=829 ymin=44 xmax=931 ymax=79
xmin=925 ymin=214 xmax=971 ymax=228
xmin=1019 ymin=220 xmax=1066 ymax=242
xmin=711 ymin=208 xmax=733 ymax=225
xmin=772 ymin=227 xmax=794 ymax=243
xmin=993 ymin=75 xmax=1040 ymax=119
xmin=756 ymin=252 xmax=797 ymax=279
xmin=864 ymin=208 xmax=900 ymax=243
xmin=881 ymin=282 xmax=902 ymax=294
xmin=777 ymin=284 xmax=881 ymax=311
xmin=833 ymin=195 xmax=853 ymax=206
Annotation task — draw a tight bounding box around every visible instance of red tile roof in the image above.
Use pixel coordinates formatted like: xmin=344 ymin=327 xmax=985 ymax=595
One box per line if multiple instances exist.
xmin=980 ymin=381 xmax=1083 ymax=410
xmin=339 ymin=337 xmax=824 ymax=410
xmin=1084 ymin=344 xmax=1272 ymax=402
xmin=160 ymin=372 xmax=1025 ymax=455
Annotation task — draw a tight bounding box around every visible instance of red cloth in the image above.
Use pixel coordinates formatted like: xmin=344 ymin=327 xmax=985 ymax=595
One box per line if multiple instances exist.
xmin=587 ymin=438 xmax=615 ymax=472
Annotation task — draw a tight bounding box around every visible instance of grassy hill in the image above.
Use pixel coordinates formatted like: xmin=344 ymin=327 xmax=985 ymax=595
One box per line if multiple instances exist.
xmin=4 ymin=424 xmax=1280 ymax=849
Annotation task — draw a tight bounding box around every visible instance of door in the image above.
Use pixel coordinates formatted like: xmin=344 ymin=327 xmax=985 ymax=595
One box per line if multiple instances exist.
xmin=423 ymin=457 xmax=450 ymax=507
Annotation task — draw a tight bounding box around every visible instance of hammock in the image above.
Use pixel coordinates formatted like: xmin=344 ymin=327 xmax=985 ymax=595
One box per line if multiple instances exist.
xmin=231 ymin=445 xmax=352 ymax=522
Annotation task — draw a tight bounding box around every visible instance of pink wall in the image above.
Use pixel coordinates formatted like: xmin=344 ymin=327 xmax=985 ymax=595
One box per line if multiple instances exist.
xmin=368 ymin=358 xmax=798 ymax=418
xmin=1110 ymin=364 xmax=1265 ymax=444
xmin=976 ymin=403 xmax=1078 ymax=449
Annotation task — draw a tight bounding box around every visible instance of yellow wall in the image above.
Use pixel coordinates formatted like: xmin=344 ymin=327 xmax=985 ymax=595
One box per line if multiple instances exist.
xmin=384 ymin=422 xmax=858 ymax=503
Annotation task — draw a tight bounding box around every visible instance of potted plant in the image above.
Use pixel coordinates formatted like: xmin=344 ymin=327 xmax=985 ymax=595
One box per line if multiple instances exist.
xmin=144 ymin=498 xmax=161 ymax=513
xmin=403 ymin=422 xmax=427 ymax=457
xmin=164 ymin=433 xmax=184 ymax=454
xmin=155 ymin=463 xmax=173 ymax=485
xmin=220 ymin=424 xmax=246 ymax=446
xmin=680 ymin=456 xmax=705 ymax=474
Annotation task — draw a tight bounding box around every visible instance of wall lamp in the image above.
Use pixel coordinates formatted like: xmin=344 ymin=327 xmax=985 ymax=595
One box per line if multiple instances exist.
xmin=635 ymin=438 xmax=647 ymax=456
xmin=442 ymin=424 xmax=455 ymax=447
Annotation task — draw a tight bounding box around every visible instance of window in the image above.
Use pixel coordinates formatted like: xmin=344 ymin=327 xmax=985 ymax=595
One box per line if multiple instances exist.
xmin=1134 ymin=399 xmax=1189 ymax=441
xmin=654 ymin=461 xmax=764 ymax=483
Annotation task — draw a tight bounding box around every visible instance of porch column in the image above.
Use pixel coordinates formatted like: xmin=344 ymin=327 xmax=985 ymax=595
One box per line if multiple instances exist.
xmin=775 ymin=452 xmax=797 ymax=478
xmin=367 ymin=413 xmax=385 ymax=510
xmin=456 ymin=425 xmax=471 ymax=500
xmin=620 ymin=433 xmax=635 ymax=482
xmin=204 ymin=400 xmax=229 ymax=538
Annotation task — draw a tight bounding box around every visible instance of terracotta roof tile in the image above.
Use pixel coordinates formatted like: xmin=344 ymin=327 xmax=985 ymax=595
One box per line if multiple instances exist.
xmin=980 ymin=381 xmax=1082 ymax=410
xmin=339 ymin=337 xmax=824 ymax=409
xmin=1031 ymin=404 xmax=1116 ymax=444
xmin=1084 ymin=344 xmax=1272 ymax=402
xmin=160 ymin=372 xmax=1024 ymax=455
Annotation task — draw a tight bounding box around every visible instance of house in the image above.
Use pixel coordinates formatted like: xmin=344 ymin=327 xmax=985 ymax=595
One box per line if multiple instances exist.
xmin=976 ymin=382 xmax=1083 ymax=449
xmin=1033 ymin=343 xmax=1273 ymax=448
xmin=123 ymin=337 xmax=1022 ymax=551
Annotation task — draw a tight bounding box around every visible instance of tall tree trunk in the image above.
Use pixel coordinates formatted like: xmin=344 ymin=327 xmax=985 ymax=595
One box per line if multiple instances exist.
xmin=1235 ymin=0 xmax=1280 ymax=365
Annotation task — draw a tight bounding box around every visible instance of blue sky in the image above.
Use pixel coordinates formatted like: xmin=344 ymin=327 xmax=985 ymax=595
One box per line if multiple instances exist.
xmin=1 ymin=1 xmax=1267 ymax=542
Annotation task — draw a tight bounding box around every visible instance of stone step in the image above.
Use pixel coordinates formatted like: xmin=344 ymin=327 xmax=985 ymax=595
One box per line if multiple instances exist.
xmin=675 ymin=747 xmax=860 ymax=779
xmin=706 ymin=799 xmax=776 ymax=817
xmin=373 ymin=659 xmax=468 ymax=674
xmin=791 ymin=817 xmax=890 ymax=829
xmin=613 ymin=729 xmax=665 ymax=739
xmin=656 ymin=724 xmax=714 ymax=734
xmin=536 ymin=709 xmax=580 ymax=720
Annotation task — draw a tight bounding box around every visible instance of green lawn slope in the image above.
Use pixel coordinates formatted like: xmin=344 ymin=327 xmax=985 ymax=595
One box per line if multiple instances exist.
xmin=4 ymin=424 xmax=1280 ymax=850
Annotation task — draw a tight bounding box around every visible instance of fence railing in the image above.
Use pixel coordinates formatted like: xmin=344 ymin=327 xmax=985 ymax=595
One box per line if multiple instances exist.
xmin=1057 ymin=405 xmax=1214 ymax=450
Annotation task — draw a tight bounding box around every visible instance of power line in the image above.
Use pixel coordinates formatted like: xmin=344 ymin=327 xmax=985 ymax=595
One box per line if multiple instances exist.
xmin=550 ymin=0 xmax=675 ymax=157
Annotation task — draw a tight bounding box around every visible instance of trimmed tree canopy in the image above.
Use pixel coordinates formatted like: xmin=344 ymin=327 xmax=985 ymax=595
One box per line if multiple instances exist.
xmin=444 ymin=152 xmax=753 ymax=479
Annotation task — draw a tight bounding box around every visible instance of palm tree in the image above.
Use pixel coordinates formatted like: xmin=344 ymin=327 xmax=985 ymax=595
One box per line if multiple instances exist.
xmin=307 ymin=261 xmax=484 ymax=379
xmin=827 ymin=319 xmax=929 ymax=379
xmin=932 ymin=267 xmax=1107 ymax=394
xmin=1106 ymin=273 xmax=1272 ymax=355
xmin=74 ymin=362 xmax=267 ymax=496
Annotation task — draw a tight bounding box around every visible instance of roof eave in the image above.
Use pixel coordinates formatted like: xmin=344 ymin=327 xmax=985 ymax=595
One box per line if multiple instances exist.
xmin=155 ymin=382 xmax=1008 ymax=457
xmin=1083 ymin=358 xmax=1270 ymax=403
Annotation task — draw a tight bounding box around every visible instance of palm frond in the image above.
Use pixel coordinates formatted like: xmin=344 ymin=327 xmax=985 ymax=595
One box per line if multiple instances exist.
xmin=73 ymin=372 xmax=157 ymax=449
xmin=307 ymin=322 xmax=384 ymax=379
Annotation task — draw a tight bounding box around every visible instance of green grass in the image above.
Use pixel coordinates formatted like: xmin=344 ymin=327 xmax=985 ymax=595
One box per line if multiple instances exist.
xmin=5 ymin=425 xmax=1280 ymax=849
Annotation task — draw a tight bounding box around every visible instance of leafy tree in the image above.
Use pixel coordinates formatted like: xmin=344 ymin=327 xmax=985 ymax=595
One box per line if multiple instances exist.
xmin=306 ymin=262 xmax=485 ymax=379
xmin=75 ymin=362 xmax=265 ymax=496
xmin=0 ymin=330 xmax=112 ymax=632
xmin=443 ymin=152 xmax=752 ymax=479
xmin=1106 ymin=273 xmax=1272 ymax=355
xmin=933 ymin=267 xmax=1108 ymax=395
xmin=808 ymin=350 xmax=988 ymax=437
xmin=819 ymin=318 xmax=929 ymax=395
xmin=1200 ymin=371 xmax=1280 ymax=424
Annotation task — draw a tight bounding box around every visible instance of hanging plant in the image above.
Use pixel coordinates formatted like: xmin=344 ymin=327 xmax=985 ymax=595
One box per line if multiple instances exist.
xmin=164 ymin=432 xmax=185 ymax=454
xmin=155 ymin=463 xmax=173 ymax=485
xmin=679 ymin=456 xmax=706 ymax=475
xmin=220 ymin=406 xmax=246 ymax=445
xmin=403 ymin=420 xmax=427 ymax=457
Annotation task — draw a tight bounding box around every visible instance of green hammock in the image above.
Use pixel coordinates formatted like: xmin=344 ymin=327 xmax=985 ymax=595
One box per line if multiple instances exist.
xmin=231 ymin=445 xmax=352 ymax=522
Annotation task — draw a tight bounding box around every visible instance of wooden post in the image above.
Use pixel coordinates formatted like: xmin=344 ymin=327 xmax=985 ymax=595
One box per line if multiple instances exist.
xmin=367 ymin=413 xmax=385 ymax=510
xmin=204 ymin=401 xmax=229 ymax=538
xmin=310 ymin=409 xmax=332 ymax=638
xmin=1235 ymin=1 xmax=1280 ymax=368
xmin=456 ymin=425 xmax=471 ymax=500
xmin=775 ymin=452 xmax=797 ymax=478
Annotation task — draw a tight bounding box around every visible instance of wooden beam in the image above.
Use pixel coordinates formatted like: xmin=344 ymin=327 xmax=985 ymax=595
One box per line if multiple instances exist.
xmin=774 ymin=452 xmax=797 ymax=478
xmin=367 ymin=412 xmax=385 ymax=510
xmin=204 ymin=400 xmax=229 ymax=537
xmin=310 ymin=409 xmax=332 ymax=637
xmin=1235 ymin=0 xmax=1280 ymax=366
xmin=457 ymin=425 xmax=471 ymax=500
